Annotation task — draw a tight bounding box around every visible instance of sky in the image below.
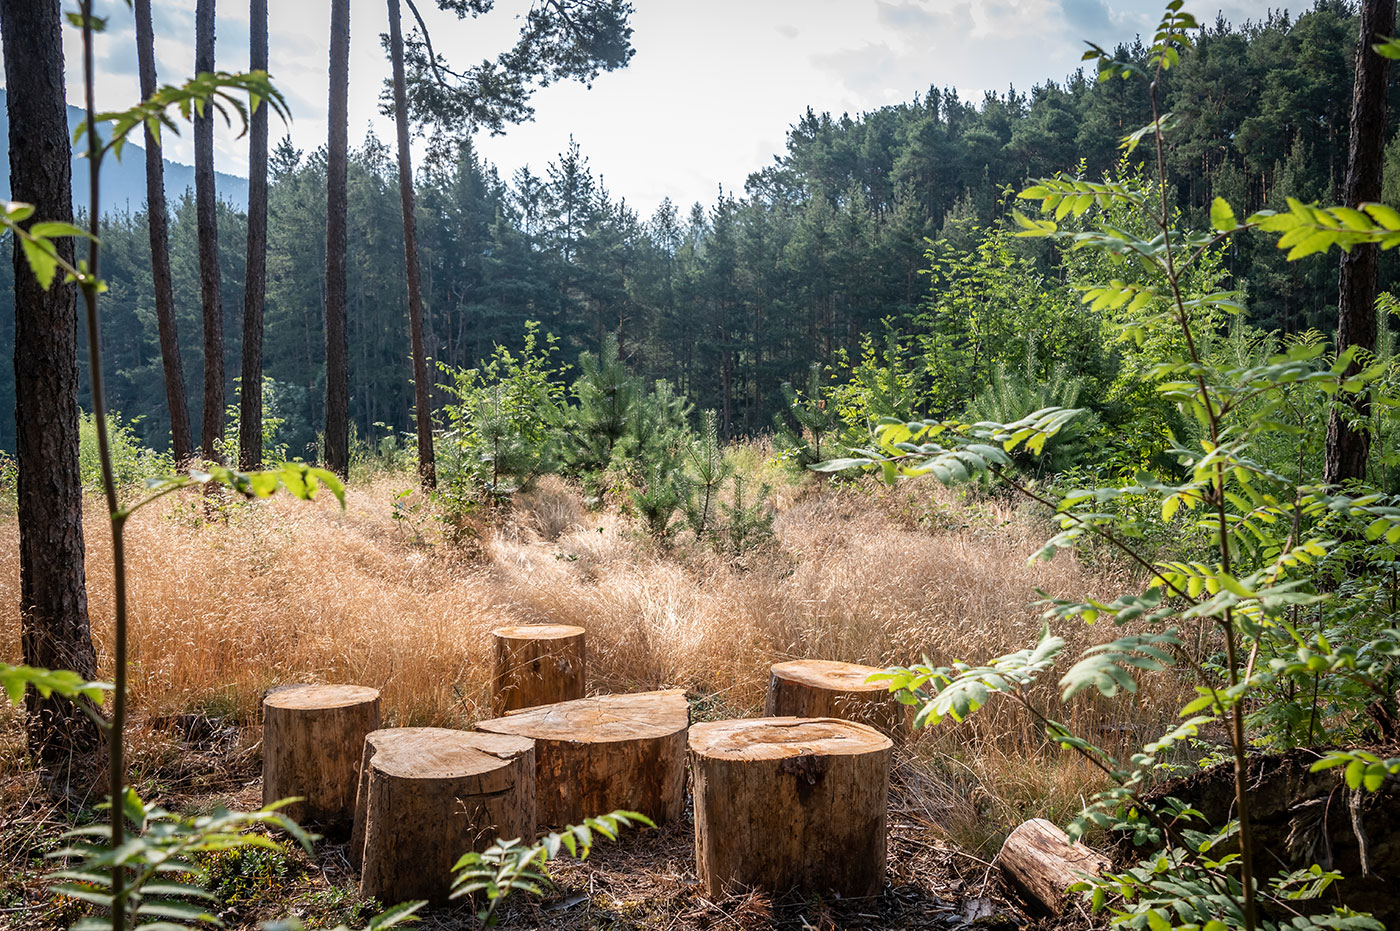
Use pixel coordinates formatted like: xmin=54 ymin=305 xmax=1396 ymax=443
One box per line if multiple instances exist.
xmin=12 ymin=0 xmax=1278 ymax=218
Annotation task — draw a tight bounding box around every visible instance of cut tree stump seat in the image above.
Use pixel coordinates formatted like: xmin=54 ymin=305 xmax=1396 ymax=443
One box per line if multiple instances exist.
xmin=689 ymin=716 xmax=892 ymax=898
xmin=764 ymin=659 xmax=906 ymax=737
xmin=262 ymin=683 xmax=381 ymax=824
xmin=491 ymin=624 xmax=587 ymax=714
xmin=475 ymin=688 xmax=688 ymax=826
xmin=350 ymin=727 xmax=535 ymax=905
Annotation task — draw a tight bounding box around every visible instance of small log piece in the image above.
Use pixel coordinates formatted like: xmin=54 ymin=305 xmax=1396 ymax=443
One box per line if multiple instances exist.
xmin=350 ymin=727 xmax=535 ymax=904
xmin=764 ymin=659 xmax=907 ymax=737
xmin=997 ymin=818 xmax=1109 ymax=915
xmin=475 ymin=689 xmax=688 ymax=826
xmin=689 ymin=716 xmax=892 ymax=898
xmin=491 ymin=624 xmax=587 ymax=714
xmin=262 ymin=684 xmax=380 ymax=824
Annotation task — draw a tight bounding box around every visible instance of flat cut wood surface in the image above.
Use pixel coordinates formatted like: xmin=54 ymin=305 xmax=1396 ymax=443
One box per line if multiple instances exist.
xmin=689 ymin=716 xmax=893 ymax=760
xmin=264 ymin=683 xmax=379 ymax=710
xmin=486 ymin=688 xmax=689 ymax=740
xmin=769 ymin=659 xmax=889 ymax=691
xmin=493 ymin=623 xmax=587 ymax=640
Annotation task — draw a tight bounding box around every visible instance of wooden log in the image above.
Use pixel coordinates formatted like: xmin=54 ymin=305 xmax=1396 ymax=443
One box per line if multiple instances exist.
xmin=997 ymin=818 xmax=1109 ymax=915
xmin=689 ymin=716 xmax=892 ymax=898
xmin=475 ymin=688 xmax=688 ymax=826
xmin=491 ymin=623 xmax=587 ymax=714
xmin=262 ymin=683 xmax=380 ymax=824
xmin=350 ymin=727 xmax=535 ymax=905
xmin=764 ymin=659 xmax=907 ymax=737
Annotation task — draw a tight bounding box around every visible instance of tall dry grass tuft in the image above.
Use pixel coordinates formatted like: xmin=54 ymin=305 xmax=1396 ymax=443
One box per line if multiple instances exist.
xmin=0 ymin=459 xmax=1190 ymax=853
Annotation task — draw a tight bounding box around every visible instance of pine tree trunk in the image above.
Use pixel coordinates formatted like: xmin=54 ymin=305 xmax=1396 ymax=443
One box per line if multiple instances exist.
xmin=134 ymin=0 xmax=193 ymax=465
xmin=0 ymin=0 xmax=102 ymax=767
xmin=387 ymin=0 xmax=436 ymax=488
xmin=1324 ymin=0 xmax=1394 ymax=486
xmin=238 ymin=0 xmax=268 ymax=472
xmin=195 ymin=0 xmax=224 ymax=463
xmin=323 ymin=0 xmax=351 ymax=477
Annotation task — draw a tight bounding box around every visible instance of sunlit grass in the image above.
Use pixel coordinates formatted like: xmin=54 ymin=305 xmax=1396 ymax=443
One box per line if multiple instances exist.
xmin=0 ymin=447 xmax=1189 ymax=853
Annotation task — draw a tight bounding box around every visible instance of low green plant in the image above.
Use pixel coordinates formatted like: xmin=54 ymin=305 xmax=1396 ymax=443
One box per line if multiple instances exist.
xmin=79 ymin=410 xmax=172 ymax=490
xmin=449 ymin=810 xmax=652 ymax=927
xmin=438 ymin=321 xmax=567 ymax=503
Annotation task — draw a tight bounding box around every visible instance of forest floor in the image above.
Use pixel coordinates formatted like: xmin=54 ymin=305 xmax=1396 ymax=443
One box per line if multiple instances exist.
xmin=0 ymin=454 xmax=1172 ymax=929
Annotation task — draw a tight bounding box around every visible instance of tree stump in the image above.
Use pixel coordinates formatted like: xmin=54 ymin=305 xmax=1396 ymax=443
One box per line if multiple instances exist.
xmin=262 ymin=684 xmax=380 ymax=824
xmin=491 ymin=624 xmax=587 ymax=714
xmin=350 ymin=727 xmax=535 ymax=905
xmin=997 ymin=818 xmax=1108 ymax=915
xmin=475 ymin=689 xmax=688 ymax=826
xmin=764 ymin=659 xmax=907 ymax=737
xmin=689 ymin=716 xmax=892 ymax=898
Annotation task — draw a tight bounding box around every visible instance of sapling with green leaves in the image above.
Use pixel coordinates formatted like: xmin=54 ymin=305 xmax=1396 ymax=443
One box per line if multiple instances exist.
xmin=826 ymin=6 xmax=1400 ymax=929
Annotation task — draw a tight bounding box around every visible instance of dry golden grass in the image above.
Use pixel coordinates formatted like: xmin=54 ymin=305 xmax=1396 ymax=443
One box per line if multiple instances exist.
xmin=0 ymin=453 xmax=1191 ymax=854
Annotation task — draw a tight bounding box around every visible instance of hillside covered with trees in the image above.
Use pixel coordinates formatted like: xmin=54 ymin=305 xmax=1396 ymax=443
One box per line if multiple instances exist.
xmin=2 ymin=2 xmax=1395 ymax=459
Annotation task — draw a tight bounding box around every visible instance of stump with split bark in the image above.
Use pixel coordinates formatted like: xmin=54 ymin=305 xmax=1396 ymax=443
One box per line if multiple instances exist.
xmin=764 ymin=659 xmax=906 ymax=737
xmin=689 ymin=716 xmax=891 ymax=897
xmin=997 ymin=818 xmax=1108 ymax=915
xmin=262 ymin=684 xmax=380 ymax=824
xmin=475 ymin=688 xmax=688 ymax=826
xmin=491 ymin=624 xmax=587 ymax=714
xmin=350 ymin=727 xmax=535 ymax=904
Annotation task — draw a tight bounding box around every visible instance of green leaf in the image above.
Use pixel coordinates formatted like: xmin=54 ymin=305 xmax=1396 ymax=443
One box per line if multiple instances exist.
xmin=1209 ymin=197 xmax=1236 ymax=232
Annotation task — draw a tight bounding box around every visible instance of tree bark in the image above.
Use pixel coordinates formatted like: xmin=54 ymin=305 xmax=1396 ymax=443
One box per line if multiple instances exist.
xmin=134 ymin=0 xmax=193 ymax=465
xmin=689 ymin=717 xmax=891 ymax=898
xmin=194 ymin=0 xmax=224 ymax=463
xmin=323 ymin=0 xmax=351 ymax=477
xmin=1324 ymin=0 xmax=1394 ymax=487
xmin=262 ymin=684 xmax=380 ymax=824
xmin=351 ymin=727 xmax=535 ymax=904
xmin=491 ymin=623 xmax=586 ymax=714
xmin=476 ymin=689 xmax=689 ymax=826
xmin=238 ymin=0 xmax=269 ymax=471
xmin=764 ymin=659 xmax=907 ymax=739
xmin=0 ymin=0 xmax=102 ymax=768
xmin=997 ymin=819 xmax=1108 ymax=916
xmin=387 ymin=0 xmax=436 ymax=488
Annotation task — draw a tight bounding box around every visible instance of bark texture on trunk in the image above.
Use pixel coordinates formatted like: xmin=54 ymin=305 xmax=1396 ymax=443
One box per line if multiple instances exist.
xmin=764 ymin=659 xmax=907 ymax=738
xmin=351 ymin=728 xmax=535 ymax=904
xmin=194 ymin=0 xmax=224 ymax=462
xmin=238 ymin=0 xmax=269 ymax=471
xmin=323 ymin=0 xmax=351 ymax=477
xmin=261 ymin=684 xmax=380 ymax=824
xmin=387 ymin=0 xmax=436 ymax=488
xmin=134 ymin=0 xmax=193 ymax=464
xmin=998 ymin=819 xmax=1108 ymax=916
xmin=1 ymin=0 xmax=101 ymax=766
xmin=477 ymin=689 xmax=689 ymax=826
xmin=689 ymin=717 xmax=891 ymax=898
xmin=491 ymin=623 xmax=587 ymax=714
xmin=1324 ymin=0 xmax=1395 ymax=486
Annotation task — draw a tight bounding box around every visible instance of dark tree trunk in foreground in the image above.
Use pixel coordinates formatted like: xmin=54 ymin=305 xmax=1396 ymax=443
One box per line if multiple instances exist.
xmin=195 ymin=0 xmax=225 ymax=463
xmin=239 ymin=0 xmax=269 ymax=471
xmin=1325 ymin=0 xmax=1394 ymax=486
xmin=0 ymin=0 xmax=101 ymax=767
xmin=324 ymin=0 xmax=350 ymax=477
xmin=135 ymin=0 xmax=194 ymax=464
xmin=388 ymin=0 xmax=435 ymax=488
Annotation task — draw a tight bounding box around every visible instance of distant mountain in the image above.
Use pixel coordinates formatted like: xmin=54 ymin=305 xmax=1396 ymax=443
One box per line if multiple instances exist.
xmin=0 ymin=90 xmax=248 ymax=216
